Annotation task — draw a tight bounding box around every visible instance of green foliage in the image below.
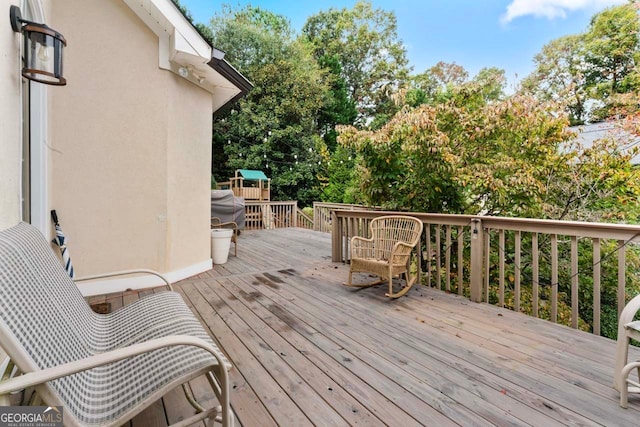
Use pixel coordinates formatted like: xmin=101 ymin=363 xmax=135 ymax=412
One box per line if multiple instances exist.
xmin=584 ymin=2 xmax=640 ymax=98
xmin=521 ymin=35 xmax=588 ymax=125
xmin=317 ymin=55 xmax=358 ymax=151
xmin=208 ymin=5 xmax=329 ymax=206
xmin=321 ymin=146 xmax=360 ymax=204
xmin=302 ymin=0 xmax=410 ymax=124
xmin=522 ymin=2 xmax=640 ymax=123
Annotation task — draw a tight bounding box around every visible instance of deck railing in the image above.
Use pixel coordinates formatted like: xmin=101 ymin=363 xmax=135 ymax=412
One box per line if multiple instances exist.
xmin=244 ymin=201 xmax=297 ymax=230
xmin=312 ymin=202 xmax=380 ymax=232
xmin=296 ymin=209 xmax=314 ymax=230
xmin=331 ymin=209 xmax=640 ymax=336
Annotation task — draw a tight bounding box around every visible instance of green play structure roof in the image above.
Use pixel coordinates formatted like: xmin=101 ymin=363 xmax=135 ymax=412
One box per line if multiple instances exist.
xmin=238 ymin=169 xmax=269 ymax=181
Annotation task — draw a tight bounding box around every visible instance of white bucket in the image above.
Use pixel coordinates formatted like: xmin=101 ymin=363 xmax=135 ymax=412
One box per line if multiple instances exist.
xmin=211 ymin=229 xmax=233 ymax=264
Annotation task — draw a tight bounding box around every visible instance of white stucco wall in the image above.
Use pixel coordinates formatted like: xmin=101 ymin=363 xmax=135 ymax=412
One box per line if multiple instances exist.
xmin=49 ymin=0 xmax=213 ymax=292
xmin=166 ymin=75 xmax=213 ymax=272
xmin=0 ymin=1 xmax=23 ymax=230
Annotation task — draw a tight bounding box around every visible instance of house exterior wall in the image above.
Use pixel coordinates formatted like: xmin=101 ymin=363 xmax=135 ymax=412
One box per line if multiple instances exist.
xmin=48 ymin=0 xmax=213 ymax=293
xmin=0 ymin=1 xmax=23 ymax=231
xmin=166 ymin=77 xmax=213 ymax=272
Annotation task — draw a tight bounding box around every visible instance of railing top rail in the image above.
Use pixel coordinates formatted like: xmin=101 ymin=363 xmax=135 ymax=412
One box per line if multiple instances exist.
xmin=333 ymin=210 xmax=640 ymax=241
xmin=245 ymin=200 xmax=297 ymax=206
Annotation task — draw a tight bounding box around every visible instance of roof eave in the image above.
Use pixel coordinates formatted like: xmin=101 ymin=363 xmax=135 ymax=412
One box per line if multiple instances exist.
xmin=208 ymin=56 xmax=253 ymax=112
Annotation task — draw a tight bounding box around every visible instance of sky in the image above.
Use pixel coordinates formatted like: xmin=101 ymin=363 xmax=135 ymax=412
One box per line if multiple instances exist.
xmin=180 ymin=0 xmax=628 ymax=89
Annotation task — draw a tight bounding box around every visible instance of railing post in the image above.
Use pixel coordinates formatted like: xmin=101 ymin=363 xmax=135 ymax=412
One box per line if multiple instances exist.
xmin=331 ymin=211 xmax=342 ymax=262
xmin=470 ymin=218 xmax=483 ymax=303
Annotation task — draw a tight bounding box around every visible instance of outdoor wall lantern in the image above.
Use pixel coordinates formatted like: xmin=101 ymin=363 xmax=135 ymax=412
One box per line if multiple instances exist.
xmin=10 ymin=5 xmax=67 ymax=86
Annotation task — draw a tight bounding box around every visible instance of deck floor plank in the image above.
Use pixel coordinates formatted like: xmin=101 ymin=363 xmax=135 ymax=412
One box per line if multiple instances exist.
xmin=211 ymin=276 xmax=408 ymax=427
xmin=101 ymin=228 xmax=640 ymax=426
xmin=239 ymin=269 xmax=574 ymax=427
xmin=278 ymin=267 xmax=623 ymax=426
xmin=180 ymin=281 xmax=304 ymax=427
xmin=193 ymin=280 xmax=349 ymax=426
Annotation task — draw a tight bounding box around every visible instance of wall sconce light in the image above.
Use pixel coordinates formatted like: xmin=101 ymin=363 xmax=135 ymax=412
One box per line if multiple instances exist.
xmin=10 ymin=5 xmax=67 ymax=86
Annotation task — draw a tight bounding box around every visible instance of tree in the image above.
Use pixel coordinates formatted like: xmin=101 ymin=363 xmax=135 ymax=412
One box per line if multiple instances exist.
xmin=521 ymin=2 xmax=640 ymax=123
xmin=320 ymin=146 xmax=360 ymax=203
xmin=302 ymin=1 xmax=410 ymax=124
xmin=584 ymin=2 xmax=640 ymax=98
xmin=521 ymin=35 xmax=588 ymax=125
xmin=208 ymin=6 xmax=329 ymax=206
xmin=472 ymin=67 xmax=506 ymax=103
xmin=316 ymin=55 xmax=358 ymax=152
xmin=338 ymin=83 xmax=640 ymax=220
xmin=428 ymin=61 xmax=469 ymax=87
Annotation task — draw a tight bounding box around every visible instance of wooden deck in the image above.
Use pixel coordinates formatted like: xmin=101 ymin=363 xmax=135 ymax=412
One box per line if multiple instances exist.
xmin=92 ymin=228 xmax=640 ymax=426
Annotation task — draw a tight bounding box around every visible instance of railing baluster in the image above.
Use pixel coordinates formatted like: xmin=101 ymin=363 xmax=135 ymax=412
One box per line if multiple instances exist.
xmin=499 ymin=229 xmax=505 ymax=307
xmin=571 ymin=236 xmax=578 ymax=329
xmin=593 ymin=238 xmax=601 ymax=335
xmin=515 ymin=230 xmax=521 ymax=313
xmin=484 ymin=228 xmax=490 ymax=303
xmin=436 ymin=225 xmax=442 ymax=290
xmin=445 ymin=225 xmax=451 ymax=292
xmin=457 ymin=226 xmax=464 ymax=296
xmin=532 ymin=232 xmax=539 ymax=318
xmin=551 ymin=234 xmax=558 ymax=323
xmin=426 ymin=224 xmax=432 ymax=288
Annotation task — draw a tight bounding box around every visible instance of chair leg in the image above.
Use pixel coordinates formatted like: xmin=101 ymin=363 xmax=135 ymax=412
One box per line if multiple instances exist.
xmin=614 ymin=336 xmax=631 ymax=391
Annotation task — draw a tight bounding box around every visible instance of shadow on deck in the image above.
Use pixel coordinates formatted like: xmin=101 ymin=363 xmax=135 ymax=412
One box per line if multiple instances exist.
xmin=95 ymin=228 xmax=640 ymax=426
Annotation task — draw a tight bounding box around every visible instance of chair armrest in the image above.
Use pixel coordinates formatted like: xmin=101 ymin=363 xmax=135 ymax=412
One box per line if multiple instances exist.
xmin=620 ymin=294 xmax=640 ymax=329
xmin=0 ymin=335 xmax=228 ymax=397
xmin=74 ymin=269 xmax=173 ymax=291
xmin=351 ymin=236 xmax=375 ymax=258
xmin=351 ymin=236 xmax=373 ymax=246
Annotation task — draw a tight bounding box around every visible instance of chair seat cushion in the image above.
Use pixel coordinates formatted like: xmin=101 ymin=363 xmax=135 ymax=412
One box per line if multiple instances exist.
xmin=54 ymin=318 xmax=222 ymax=425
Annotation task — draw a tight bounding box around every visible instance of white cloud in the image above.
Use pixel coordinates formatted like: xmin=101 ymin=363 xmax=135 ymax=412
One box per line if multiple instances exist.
xmin=500 ymin=0 xmax=627 ymax=24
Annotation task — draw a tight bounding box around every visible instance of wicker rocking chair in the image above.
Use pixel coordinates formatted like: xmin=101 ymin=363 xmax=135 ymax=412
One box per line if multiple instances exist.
xmin=345 ymin=215 xmax=423 ymax=298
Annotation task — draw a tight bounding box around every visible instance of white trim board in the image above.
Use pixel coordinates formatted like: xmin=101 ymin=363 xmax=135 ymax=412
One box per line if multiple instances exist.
xmin=76 ymin=259 xmax=212 ymax=297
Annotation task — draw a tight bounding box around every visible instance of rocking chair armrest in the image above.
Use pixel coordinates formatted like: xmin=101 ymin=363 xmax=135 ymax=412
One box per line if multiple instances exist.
xmin=74 ymin=269 xmax=173 ymax=291
xmin=351 ymin=235 xmax=373 ymax=248
xmin=351 ymin=236 xmax=376 ymax=258
xmin=0 ymin=335 xmax=229 ymax=397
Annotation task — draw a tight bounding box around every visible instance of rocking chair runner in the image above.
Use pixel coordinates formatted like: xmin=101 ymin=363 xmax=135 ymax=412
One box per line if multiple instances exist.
xmin=0 ymin=222 xmax=233 ymax=426
xmin=345 ymin=215 xmax=423 ymax=298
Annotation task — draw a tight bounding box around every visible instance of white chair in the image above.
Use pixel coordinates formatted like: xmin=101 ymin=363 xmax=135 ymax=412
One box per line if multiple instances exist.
xmin=0 ymin=222 xmax=233 ymax=426
xmin=614 ymin=293 xmax=640 ymax=408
